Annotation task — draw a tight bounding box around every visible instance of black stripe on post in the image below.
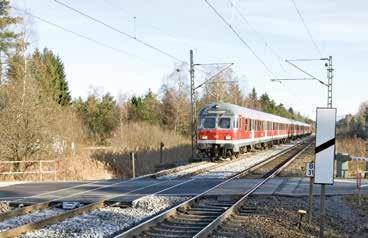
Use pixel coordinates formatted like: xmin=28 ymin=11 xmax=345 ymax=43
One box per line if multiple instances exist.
xmin=315 ymin=138 xmax=336 ymax=154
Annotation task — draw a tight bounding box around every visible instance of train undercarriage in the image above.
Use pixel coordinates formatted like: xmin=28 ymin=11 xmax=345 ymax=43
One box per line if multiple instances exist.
xmin=197 ymin=136 xmax=303 ymax=162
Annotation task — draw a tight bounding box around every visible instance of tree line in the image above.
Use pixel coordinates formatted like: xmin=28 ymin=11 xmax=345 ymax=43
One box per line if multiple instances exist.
xmin=0 ymin=0 xmax=311 ymax=165
xmin=337 ymin=102 xmax=368 ymax=139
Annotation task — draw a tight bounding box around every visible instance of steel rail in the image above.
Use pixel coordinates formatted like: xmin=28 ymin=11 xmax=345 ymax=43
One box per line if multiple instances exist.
xmin=0 ymin=143 xmax=290 ymax=237
xmin=114 ymin=138 xmax=310 ymax=237
xmin=193 ymin=142 xmax=312 ymax=238
xmin=0 ymin=139 xmax=310 ymax=238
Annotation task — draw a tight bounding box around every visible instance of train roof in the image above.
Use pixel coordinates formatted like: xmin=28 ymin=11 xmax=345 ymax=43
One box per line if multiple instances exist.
xmin=198 ymin=103 xmax=310 ymax=127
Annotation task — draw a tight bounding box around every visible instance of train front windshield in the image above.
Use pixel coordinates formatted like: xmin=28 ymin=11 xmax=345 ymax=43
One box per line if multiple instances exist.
xmin=218 ymin=117 xmax=231 ymax=129
xmin=201 ymin=116 xmax=232 ymax=129
xmin=202 ymin=117 xmax=216 ymax=128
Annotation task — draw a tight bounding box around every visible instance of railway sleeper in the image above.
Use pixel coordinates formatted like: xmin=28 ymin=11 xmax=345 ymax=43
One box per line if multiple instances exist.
xmin=177 ymin=210 xmax=220 ymax=218
xmin=143 ymin=230 xmax=195 ymax=238
xmin=169 ymin=214 xmax=215 ymax=222
xmin=185 ymin=209 xmax=223 ymax=216
xmin=190 ymin=206 xmax=225 ymax=212
xmin=199 ymin=201 xmax=234 ymax=207
xmin=164 ymin=218 xmax=210 ymax=226
xmin=158 ymin=223 xmax=204 ymax=230
xmin=150 ymin=226 xmax=200 ymax=234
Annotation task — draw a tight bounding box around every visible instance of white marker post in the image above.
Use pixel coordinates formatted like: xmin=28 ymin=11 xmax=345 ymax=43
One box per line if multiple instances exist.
xmin=305 ymin=162 xmax=314 ymax=224
xmin=314 ymin=107 xmax=337 ymax=238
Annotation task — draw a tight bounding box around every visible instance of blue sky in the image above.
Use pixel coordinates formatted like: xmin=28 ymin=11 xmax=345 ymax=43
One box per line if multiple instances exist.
xmin=11 ymin=0 xmax=368 ymax=119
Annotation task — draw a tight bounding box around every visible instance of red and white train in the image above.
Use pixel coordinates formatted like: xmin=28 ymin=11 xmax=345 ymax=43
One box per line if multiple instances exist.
xmin=197 ymin=103 xmax=311 ymax=160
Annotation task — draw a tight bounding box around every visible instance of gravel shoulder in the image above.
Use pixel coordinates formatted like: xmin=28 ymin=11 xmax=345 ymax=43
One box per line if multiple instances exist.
xmin=279 ymin=144 xmax=314 ymax=177
xmin=20 ymin=195 xmax=188 ymax=238
xmin=0 ymin=202 xmax=11 ymax=214
xmin=194 ymin=144 xmax=293 ymax=179
xmin=229 ymin=195 xmax=368 ymax=238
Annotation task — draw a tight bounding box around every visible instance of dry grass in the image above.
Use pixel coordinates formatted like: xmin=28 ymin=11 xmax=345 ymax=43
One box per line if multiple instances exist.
xmin=0 ymin=122 xmax=190 ymax=181
xmin=336 ymin=137 xmax=367 ymax=177
xmin=336 ymin=137 xmax=366 ymax=156
xmin=57 ymin=154 xmax=114 ymax=181
xmin=91 ymin=122 xmax=191 ymax=179
xmin=110 ymin=122 xmax=189 ymax=151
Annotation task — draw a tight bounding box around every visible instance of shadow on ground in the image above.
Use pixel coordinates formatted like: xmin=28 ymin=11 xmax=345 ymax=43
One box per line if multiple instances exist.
xmin=91 ymin=145 xmax=191 ymax=179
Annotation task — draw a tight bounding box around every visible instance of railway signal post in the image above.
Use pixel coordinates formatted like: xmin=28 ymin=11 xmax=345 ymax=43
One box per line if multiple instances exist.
xmin=305 ymin=162 xmax=314 ymax=224
xmin=314 ymin=107 xmax=336 ymax=238
xmin=270 ymin=56 xmax=334 ymax=238
xmin=318 ymin=56 xmax=334 ymax=238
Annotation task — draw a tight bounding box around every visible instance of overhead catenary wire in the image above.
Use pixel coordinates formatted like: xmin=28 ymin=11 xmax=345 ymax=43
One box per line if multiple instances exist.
xmin=228 ymin=0 xmax=288 ymax=75
xmin=102 ymin=0 xmax=190 ymax=45
xmin=228 ymin=1 xmax=309 ymax=110
xmin=103 ymin=0 xmax=230 ymax=65
xmin=290 ymin=0 xmax=322 ymax=57
xmin=54 ymin=0 xmax=186 ymax=63
xmin=10 ymin=6 xmax=159 ymax=64
xmin=205 ymin=1 xmax=306 ymax=112
xmin=203 ymin=0 xmax=276 ymax=78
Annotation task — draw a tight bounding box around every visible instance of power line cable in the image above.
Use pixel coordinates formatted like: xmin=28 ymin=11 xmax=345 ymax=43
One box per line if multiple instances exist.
xmin=290 ymin=0 xmax=322 ymax=57
xmin=104 ymin=0 xmax=230 ymax=65
xmin=227 ymin=1 xmax=312 ymax=112
xmin=103 ymin=0 xmax=188 ymax=43
xmin=54 ymin=0 xmax=186 ymax=63
xmin=10 ymin=6 xmax=158 ymax=64
xmin=204 ymin=0 xmax=276 ymax=77
xmin=228 ymin=0 xmax=288 ymax=74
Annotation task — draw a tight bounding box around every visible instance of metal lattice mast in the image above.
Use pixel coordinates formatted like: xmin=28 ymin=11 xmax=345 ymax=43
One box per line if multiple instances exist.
xmin=365 ymin=107 xmax=368 ymax=158
xmin=189 ymin=50 xmax=196 ymax=160
xmin=327 ymin=56 xmax=333 ymax=108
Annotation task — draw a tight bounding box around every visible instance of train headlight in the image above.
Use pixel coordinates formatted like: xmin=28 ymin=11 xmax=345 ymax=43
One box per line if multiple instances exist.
xmin=225 ymin=135 xmax=232 ymax=140
xmin=201 ymin=135 xmax=208 ymax=140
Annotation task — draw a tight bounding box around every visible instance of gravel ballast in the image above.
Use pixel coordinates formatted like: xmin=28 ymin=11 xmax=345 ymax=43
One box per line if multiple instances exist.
xmin=0 ymin=202 xmax=10 ymax=214
xmin=194 ymin=144 xmax=294 ymax=179
xmin=0 ymin=201 xmax=11 ymax=214
xmin=0 ymin=208 xmax=64 ymax=232
xmin=158 ymin=161 xmax=216 ymax=179
xmin=21 ymin=195 xmax=188 ymax=238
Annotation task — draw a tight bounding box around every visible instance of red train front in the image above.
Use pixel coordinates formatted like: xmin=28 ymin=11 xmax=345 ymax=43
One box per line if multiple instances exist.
xmin=197 ymin=103 xmax=311 ymax=161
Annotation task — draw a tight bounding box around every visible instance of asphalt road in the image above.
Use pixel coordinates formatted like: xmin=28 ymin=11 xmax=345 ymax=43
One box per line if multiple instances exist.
xmin=0 ymin=177 xmax=366 ymax=204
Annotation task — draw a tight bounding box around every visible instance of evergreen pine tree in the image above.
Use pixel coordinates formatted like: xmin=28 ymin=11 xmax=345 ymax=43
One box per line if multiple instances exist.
xmin=0 ymin=0 xmax=22 ymax=83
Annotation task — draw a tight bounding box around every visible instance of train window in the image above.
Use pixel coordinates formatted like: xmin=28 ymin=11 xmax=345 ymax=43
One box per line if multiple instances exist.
xmin=219 ymin=117 xmax=231 ymax=129
xmin=245 ymin=118 xmax=250 ymax=131
xmin=203 ymin=117 xmax=216 ymax=129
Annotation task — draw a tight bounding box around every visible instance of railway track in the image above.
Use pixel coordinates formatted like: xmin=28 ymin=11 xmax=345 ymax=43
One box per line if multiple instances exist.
xmin=115 ymin=138 xmax=313 ymax=238
xmin=0 ymin=138 xmax=309 ymax=237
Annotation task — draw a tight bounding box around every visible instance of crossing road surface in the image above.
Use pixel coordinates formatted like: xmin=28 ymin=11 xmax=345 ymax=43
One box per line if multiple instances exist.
xmin=0 ymin=178 xmax=366 ymax=204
